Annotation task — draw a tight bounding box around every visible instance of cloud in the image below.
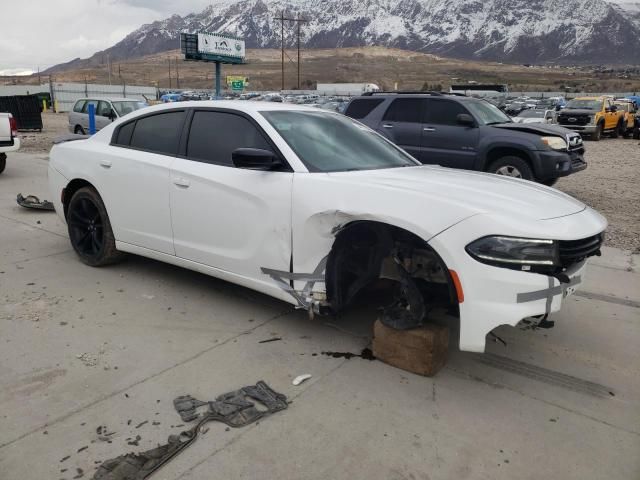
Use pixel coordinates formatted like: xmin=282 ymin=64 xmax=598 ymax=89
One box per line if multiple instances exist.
xmin=0 ymin=0 xmax=213 ymax=73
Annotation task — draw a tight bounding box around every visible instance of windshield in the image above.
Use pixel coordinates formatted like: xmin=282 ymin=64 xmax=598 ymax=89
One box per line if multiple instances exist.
xmin=566 ymin=99 xmax=602 ymax=110
xmin=112 ymin=101 xmax=148 ymax=116
xmin=518 ymin=110 xmax=545 ymax=118
xmin=262 ymin=110 xmax=419 ymax=172
xmin=465 ymin=100 xmax=512 ymax=125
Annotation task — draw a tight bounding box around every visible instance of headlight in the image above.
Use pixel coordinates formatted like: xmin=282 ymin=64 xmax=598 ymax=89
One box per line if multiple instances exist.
xmin=466 ymin=236 xmax=559 ymax=272
xmin=541 ymin=136 xmax=567 ymax=150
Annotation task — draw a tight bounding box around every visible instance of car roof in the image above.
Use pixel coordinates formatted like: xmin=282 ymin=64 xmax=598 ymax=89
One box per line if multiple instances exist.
xmin=77 ymin=97 xmax=143 ymax=103
xmin=137 ymin=100 xmax=323 ymax=114
xmin=354 ymin=93 xmax=481 ymax=103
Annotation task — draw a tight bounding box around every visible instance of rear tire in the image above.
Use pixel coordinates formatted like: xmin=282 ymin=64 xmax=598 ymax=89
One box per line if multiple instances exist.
xmin=633 ymin=124 xmax=640 ymax=140
xmin=67 ymin=187 xmax=124 ymax=267
xmin=488 ymin=156 xmax=534 ymax=181
xmin=542 ymin=178 xmax=558 ymax=187
xmin=0 ymin=153 xmax=6 ymax=174
xmin=74 ymin=125 xmax=85 ymax=135
xmin=611 ymin=120 xmax=622 ymax=139
xmin=592 ymin=123 xmax=603 ymax=141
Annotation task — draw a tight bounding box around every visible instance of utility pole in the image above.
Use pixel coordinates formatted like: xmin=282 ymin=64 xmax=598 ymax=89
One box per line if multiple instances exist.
xmin=107 ymin=53 xmax=111 ymax=85
xmin=176 ymin=57 xmax=180 ymax=89
xmin=37 ymin=66 xmax=41 ymax=85
xmin=168 ymin=57 xmax=172 ymax=89
xmin=273 ymin=11 xmax=308 ymax=90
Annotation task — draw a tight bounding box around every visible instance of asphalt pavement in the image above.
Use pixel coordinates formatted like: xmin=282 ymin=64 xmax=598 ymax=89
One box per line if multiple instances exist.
xmin=1 ymin=152 xmax=638 ymax=480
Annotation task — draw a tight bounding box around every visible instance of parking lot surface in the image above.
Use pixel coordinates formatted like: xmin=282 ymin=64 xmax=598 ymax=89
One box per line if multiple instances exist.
xmin=1 ymin=152 xmax=639 ymax=480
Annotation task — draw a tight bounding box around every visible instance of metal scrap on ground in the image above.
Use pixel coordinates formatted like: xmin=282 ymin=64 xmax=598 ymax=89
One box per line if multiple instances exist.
xmin=91 ymin=381 xmax=287 ymax=480
xmin=16 ymin=193 xmax=55 ymax=211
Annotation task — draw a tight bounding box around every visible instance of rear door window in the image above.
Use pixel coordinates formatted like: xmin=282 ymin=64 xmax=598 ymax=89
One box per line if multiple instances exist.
xmin=186 ymin=111 xmax=272 ymax=166
xmin=129 ymin=111 xmax=185 ymax=155
xmin=344 ymin=98 xmax=385 ymax=119
xmin=382 ymin=98 xmax=423 ymax=123
xmin=423 ymin=100 xmax=471 ymax=125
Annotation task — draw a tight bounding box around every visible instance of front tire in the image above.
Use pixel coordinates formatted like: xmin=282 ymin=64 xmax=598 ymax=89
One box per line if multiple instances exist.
xmin=488 ymin=156 xmax=534 ymax=181
xmin=541 ymin=177 xmax=558 ymax=187
xmin=74 ymin=125 xmax=85 ymax=135
xmin=0 ymin=153 xmax=6 ymax=174
xmin=592 ymin=123 xmax=603 ymax=141
xmin=67 ymin=187 xmax=123 ymax=266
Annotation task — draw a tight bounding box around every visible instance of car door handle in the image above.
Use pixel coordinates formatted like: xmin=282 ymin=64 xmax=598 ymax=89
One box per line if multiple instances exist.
xmin=382 ymin=124 xmax=394 ymax=129
xmin=173 ymin=177 xmax=190 ymax=188
xmin=423 ymin=127 xmax=436 ymax=132
xmin=99 ymin=159 xmax=112 ymax=168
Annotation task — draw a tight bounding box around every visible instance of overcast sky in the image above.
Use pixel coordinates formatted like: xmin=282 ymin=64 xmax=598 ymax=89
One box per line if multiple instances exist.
xmin=0 ymin=0 xmax=633 ymax=76
xmin=0 ymin=0 xmax=215 ymax=75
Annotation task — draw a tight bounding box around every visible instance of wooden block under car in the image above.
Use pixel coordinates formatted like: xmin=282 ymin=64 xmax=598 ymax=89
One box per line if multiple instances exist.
xmin=372 ymin=319 xmax=449 ymax=377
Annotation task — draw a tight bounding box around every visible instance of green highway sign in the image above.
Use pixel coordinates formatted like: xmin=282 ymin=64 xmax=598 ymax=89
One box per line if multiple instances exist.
xmin=231 ymin=80 xmax=244 ymax=91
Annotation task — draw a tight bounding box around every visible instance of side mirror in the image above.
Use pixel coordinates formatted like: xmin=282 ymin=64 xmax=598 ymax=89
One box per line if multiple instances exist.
xmin=108 ymin=110 xmax=117 ymax=121
xmin=610 ymin=105 xmax=618 ymax=112
xmin=232 ymin=148 xmax=282 ymax=170
xmin=456 ymin=113 xmax=475 ymax=126
xmin=555 ymin=105 xmax=562 ymax=111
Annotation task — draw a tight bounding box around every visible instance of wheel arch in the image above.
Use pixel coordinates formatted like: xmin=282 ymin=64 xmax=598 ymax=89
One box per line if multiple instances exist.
xmin=62 ymin=178 xmax=97 ymax=219
xmin=324 ymin=219 xmax=459 ymax=314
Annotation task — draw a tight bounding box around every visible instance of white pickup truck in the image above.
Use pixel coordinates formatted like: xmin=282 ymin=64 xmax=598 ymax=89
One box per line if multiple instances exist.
xmin=0 ymin=112 xmax=20 ymax=174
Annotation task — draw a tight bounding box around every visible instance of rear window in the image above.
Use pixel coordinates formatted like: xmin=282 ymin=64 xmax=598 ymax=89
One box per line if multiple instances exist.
xmin=344 ymin=98 xmax=385 ymax=119
xmin=129 ymin=111 xmax=185 ymax=155
xmin=73 ymin=100 xmax=86 ymax=113
xmin=114 ymin=121 xmax=135 ymax=146
xmin=382 ymin=98 xmax=422 ymax=123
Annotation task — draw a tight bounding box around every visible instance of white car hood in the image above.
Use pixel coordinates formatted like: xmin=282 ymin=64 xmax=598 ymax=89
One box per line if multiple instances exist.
xmin=328 ymin=165 xmax=585 ymax=221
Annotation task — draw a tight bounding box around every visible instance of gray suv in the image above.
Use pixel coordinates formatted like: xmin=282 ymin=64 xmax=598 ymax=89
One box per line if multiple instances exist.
xmin=345 ymin=92 xmax=586 ymax=186
xmin=69 ymin=98 xmax=148 ymax=134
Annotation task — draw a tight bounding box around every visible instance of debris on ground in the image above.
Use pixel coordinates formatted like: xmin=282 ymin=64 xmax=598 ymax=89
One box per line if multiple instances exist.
xmin=76 ymin=353 xmax=99 ymax=367
xmin=92 ymin=381 xmax=287 ymax=480
xmin=372 ymin=319 xmax=449 ymax=377
xmin=320 ymin=348 xmax=376 ymax=360
xmin=258 ymin=337 xmax=282 ymax=344
xmin=292 ymin=374 xmax=312 ymax=386
xmin=16 ymin=193 xmax=55 ymax=211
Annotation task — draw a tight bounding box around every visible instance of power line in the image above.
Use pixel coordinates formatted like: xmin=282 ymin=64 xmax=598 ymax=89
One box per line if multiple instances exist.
xmin=273 ymin=11 xmax=308 ymax=90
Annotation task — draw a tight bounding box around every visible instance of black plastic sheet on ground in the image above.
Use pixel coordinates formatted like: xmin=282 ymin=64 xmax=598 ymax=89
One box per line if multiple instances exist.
xmin=0 ymin=95 xmax=43 ymax=131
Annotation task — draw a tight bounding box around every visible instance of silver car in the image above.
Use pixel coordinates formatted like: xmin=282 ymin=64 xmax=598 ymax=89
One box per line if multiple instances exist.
xmin=68 ymin=98 xmax=148 ymax=134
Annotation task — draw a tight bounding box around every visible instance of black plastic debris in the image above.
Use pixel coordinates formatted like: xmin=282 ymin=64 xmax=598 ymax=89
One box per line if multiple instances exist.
xmin=16 ymin=193 xmax=55 ymax=211
xmin=174 ymin=381 xmax=288 ymax=426
xmin=92 ymin=381 xmax=287 ymax=480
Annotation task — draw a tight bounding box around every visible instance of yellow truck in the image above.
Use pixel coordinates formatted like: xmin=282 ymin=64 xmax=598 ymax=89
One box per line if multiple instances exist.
xmin=613 ymin=99 xmax=637 ymax=138
xmin=556 ymin=96 xmax=626 ymax=141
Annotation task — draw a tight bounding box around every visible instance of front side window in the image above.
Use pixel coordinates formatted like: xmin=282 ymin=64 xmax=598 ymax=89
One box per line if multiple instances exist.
xmin=186 ymin=111 xmax=272 ymax=166
xmin=465 ymin=100 xmax=512 ymax=125
xmin=423 ymin=99 xmax=471 ymax=125
xmin=382 ymin=98 xmax=422 ymax=123
xmin=262 ymin=110 xmax=419 ymax=172
xmin=129 ymin=111 xmax=185 ymax=155
xmin=97 ymin=101 xmax=112 ymax=117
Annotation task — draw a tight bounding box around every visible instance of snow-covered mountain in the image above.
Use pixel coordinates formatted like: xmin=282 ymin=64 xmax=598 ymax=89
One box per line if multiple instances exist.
xmin=46 ymin=0 xmax=640 ymax=72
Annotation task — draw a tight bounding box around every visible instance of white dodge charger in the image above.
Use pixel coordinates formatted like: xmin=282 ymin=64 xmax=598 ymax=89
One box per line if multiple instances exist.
xmin=48 ymin=101 xmax=607 ymax=352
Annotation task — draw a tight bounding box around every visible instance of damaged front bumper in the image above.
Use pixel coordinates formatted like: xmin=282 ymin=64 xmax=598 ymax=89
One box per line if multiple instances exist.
xmin=427 ymin=209 xmax=606 ymax=352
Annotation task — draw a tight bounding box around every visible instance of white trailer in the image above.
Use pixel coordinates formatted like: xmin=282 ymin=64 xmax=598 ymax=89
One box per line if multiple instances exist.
xmin=316 ymin=83 xmax=380 ymax=96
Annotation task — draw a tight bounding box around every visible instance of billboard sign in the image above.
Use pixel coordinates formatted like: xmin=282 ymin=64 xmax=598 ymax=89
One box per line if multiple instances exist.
xmin=181 ymin=32 xmax=245 ymax=64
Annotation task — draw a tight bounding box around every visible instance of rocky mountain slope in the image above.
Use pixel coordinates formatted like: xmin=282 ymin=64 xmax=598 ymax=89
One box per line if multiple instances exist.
xmin=45 ymin=0 xmax=640 ymax=73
